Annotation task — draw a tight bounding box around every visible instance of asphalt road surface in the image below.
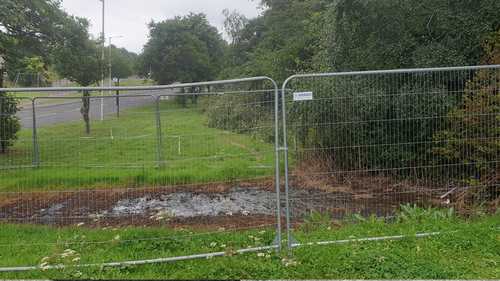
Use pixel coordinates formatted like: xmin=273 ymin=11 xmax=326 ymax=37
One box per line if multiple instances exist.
xmin=18 ymin=90 xmax=175 ymax=129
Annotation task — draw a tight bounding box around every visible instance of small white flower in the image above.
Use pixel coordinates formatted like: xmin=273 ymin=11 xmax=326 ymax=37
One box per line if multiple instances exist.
xmin=113 ymin=228 xmax=117 ymax=231
xmin=41 ymin=257 xmax=49 ymax=262
xmin=327 ymin=226 xmax=331 ymax=230
xmin=39 ymin=262 xmax=47 ymax=268
xmin=379 ymin=256 xmax=386 ymax=262
xmin=218 ymin=227 xmax=225 ymax=232
xmin=114 ymin=235 xmax=120 ymax=240
xmin=102 ymin=227 xmax=107 ymax=230
xmin=42 ymin=265 xmax=51 ymax=270
xmin=242 ymin=210 xmax=249 ymax=216
xmin=72 ymin=257 xmax=81 ymax=262
xmin=266 ymin=255 xmax=271 ymax=258
xmin=149 ymin=216 xmax=155 ymax=219
xmin=206 ymin=254 xmax=213 ymax=259
xmin=258 ymin=230 xmax=266 ymax=235
xmin=254 ymin=237 xmax=261 ymax=241
xmin=257 ymin=253 xmax=265 ymax=257
xmin=75 ymin=271 xmax=83 ymax=277
xmin=210 ymin=242 xmax=217 ymax=247
xmin=220 ymin=244 xmax=226 ymax=248
xmin=77 ymin=222 xmax=84 ymax=227
xmin=226 ymin=212 xmax=233 ymax=216
xmin=248 ymin=235 xmax=254 ymax=239
xmin=247 ymin=246 xmax=252 ymax=249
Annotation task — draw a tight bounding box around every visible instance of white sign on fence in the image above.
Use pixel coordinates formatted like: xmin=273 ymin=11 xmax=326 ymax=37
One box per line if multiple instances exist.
xmin=293 ymin=92 xmax=313 ymax=101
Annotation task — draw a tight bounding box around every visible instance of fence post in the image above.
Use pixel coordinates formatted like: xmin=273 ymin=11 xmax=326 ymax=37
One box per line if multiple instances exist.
xmin=31 ymin=99 xmax=39 ymax=166
xmin=155 ymin=96 xmax=165 ymax=168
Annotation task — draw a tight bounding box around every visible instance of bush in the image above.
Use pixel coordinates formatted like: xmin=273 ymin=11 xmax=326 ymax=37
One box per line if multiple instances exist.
xmin=0 ymin=76 xmax=22 ymax=154
xmin=287 ymin=73 xmax=461 ymax=172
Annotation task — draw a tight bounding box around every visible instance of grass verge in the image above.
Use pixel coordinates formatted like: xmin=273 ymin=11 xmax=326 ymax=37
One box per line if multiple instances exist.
xmin=1 ymin=97 xmax=278 ymax=191
xmin=0 ymin=212 xmax=499 ymax=279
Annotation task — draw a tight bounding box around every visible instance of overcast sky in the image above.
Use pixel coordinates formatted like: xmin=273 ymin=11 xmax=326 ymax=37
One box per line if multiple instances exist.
xmin=59 ymin=0 xmax=263 ymax=54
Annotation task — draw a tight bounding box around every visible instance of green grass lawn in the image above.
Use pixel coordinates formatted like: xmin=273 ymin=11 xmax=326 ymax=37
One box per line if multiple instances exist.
xmin=1 ymin=98 xmax=278 ymax=191
xmin=0 ymin=211 xmax=499 ymax=279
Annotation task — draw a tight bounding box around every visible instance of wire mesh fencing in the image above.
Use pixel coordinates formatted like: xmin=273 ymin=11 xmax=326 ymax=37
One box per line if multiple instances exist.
xmin=280 ymin=65 xmax=500 ymax=249
xmin=0 ymin=77 xmax=283 ymax=267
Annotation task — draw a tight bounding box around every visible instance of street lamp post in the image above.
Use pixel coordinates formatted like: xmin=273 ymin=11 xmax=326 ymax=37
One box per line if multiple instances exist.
xmin=99 ymin=0 xmax=105 ymax=121
xmin=108 ymin=36 xmax=123 ymax=96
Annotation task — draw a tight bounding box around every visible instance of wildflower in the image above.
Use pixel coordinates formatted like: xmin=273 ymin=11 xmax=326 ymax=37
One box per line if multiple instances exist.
xmin=327 ymin=226 xmax=331 ymax=230
xmin=210 ymin=242 xmax=217 ymax=247
xmin=77 ymin=222 xmax=84 ymax=227
xmin=254 ymin=237 xmax=261 ymax=241
xmin=39 ymin=262 xmax=47 ymax=268
xmin=379 ymin=256 xmax=386 ymax=262
xmin=72 ymin=257 xmax=81 ymax=262
xmin=189 ymin=232 xmax=193 ymax=235
xmin=258 ymin=230 xmax=266 ymax=235
xmin=75 ymin=271 xmax=83 ymax=277
xmin=266 ymin=255 xmax=271 ymax=259
xmin=368 ymin=231 xmax=371 ymax=234
xmin=42 ymin=265 xmax=51 ymax=270
xmin=113 ymin=228 xmax=117 ymax=231
xmin=149 ymin=216 xmax=155 ymax=219
xmin=102 ymin=227 xmax=107 ymax=230
xmin=220 ymin=244 xmax=226 ymax=248
xmin=73 ymin=235 xmax=79 ymax=240
xmin=114 ymin=235 xmax=120 ymax=240
xmin=218 ymin=227 xmax=225 ymax=232
xmin=257 ymin=253 xmax=265 ymax=257
xmin=247 ymin=246 xmax=252 ymax=249
xmin=206 ymin=254 xmax=213 ymax=259
xmin=349 ymin=235 xmax=355 ymax=239
xmin=226 ymin=211 xmax=233 ymax=216
xmin=248 ymin=235 xmax=254 ymax=239
xmin=417 ymin=245 xmax=421 ymax=253
xmin=242 ymin=210 xmax=249 ymax=216
xmin=41 ymin=257 xmax=49 ymax=262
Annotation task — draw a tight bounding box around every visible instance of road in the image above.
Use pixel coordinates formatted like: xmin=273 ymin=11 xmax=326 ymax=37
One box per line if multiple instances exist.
xmin=18 ymin=90 xmax=175 ymax=129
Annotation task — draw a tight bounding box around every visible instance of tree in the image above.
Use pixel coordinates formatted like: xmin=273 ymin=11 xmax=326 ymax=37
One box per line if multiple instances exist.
xmin=0 ymin=0 xmax=74 ymax=82
xmin=136 ymin=13 xmax=225 ymax=107
xmin=54 ymin=16 xmax=105 ymax=134
xmin=429 ymin=31 xmax=500 ymax=180
xmin=0 ymin=71 xmax=21 ymax=154
xmin=315 ymin=0 xmax=500 ymax=72
xmin=109 ymin=46 xmax=134 ymax=83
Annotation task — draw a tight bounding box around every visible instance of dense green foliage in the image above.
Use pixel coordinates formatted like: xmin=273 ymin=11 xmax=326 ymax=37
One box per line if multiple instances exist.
xmin=0 ymin=75 xmax=21 ymax=154
xmin=210 ymin=0 xmax=500 ymax=182
xmin=136 ymin=13 xmax=225 ymax=85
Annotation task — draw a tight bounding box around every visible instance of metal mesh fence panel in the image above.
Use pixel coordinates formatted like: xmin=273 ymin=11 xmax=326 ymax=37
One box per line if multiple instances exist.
xmin=0 ymin=78 xmax=282 ymax=268
xmin=281 ymin=66 xmax=500 ymax=246
xmin=152 ymin=79 xmax=280 ymax=233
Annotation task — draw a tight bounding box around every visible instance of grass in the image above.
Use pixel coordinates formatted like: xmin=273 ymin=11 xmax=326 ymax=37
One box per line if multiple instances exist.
xmin=0 ymin=211 xmax=499 ymax=279
xmin=1 ymin=97 xmax=278 ymax=191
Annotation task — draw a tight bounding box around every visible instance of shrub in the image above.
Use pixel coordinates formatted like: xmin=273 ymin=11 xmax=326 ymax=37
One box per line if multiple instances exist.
xmin=0 ymin=76 xmax=22 ymax=154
